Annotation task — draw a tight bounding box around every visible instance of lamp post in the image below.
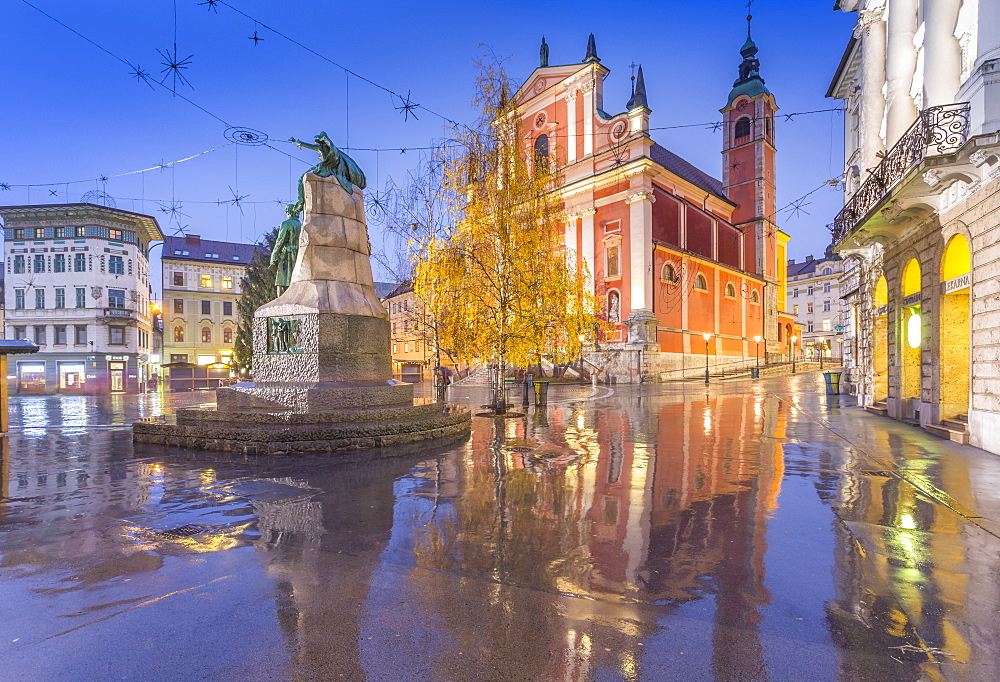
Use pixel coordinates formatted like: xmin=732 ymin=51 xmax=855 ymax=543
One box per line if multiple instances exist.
xmin=578 ymin=334 xmax=586 ymax=385
xmin=753 ymin=335 xmax=761 ymax=373
xmin=820 ymin=340 xmax=825 ymax=370
xmin=791 ymin=335 xmax=798 ymax=374
xmin=703 ymin=333 xmax=711 ymax=385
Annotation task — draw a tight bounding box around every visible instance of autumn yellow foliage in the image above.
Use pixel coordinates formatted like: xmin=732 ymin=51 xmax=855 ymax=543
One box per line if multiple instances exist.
xmin=412 ymin=56 xmax=598 ymax=397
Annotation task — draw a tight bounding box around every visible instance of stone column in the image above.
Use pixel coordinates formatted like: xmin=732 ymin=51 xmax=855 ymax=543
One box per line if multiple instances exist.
xmin=626 ymin=190 xmax=655 ymax=311
xmin=885 ymin=0 xmax=919 ymax=145
xmin=582 ymin=81 xmax=595 ymax=157
xmin=923 ymin=0 xmax=962 ymax=106
xmin=857 ymin=4 xmax=888 ymax=171
xmin=580 ymin=208 xmax=596 ymax=287
xmin=564 ymin=90 xmax=578 ymax=164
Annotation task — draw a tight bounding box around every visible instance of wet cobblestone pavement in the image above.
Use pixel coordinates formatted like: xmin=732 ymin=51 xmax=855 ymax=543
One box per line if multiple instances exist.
xmin=3 ymin=374 xmax=1000 ymax=680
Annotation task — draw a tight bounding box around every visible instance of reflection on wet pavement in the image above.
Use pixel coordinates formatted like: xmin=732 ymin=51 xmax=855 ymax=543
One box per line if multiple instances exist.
xmin=2 ymin=376 xmax=1000 ymax=679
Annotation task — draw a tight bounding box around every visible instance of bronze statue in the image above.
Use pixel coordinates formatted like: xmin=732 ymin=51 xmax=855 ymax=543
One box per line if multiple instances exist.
xmin=540 ymin=36 xmax=549 ymax=67
xmin=270 ymin=204 xmax=301 ymax=296
xmin=290 ymin=131 xmax=366 ymax=211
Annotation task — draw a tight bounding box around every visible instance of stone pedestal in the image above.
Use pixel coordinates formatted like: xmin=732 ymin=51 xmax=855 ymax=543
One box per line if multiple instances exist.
xmin=626 ymin=308 xmax=661 ymax=351
xmin=134 ymin=173 xmax=470 ymax=455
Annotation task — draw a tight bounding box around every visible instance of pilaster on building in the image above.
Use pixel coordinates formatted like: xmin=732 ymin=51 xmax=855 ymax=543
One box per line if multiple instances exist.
xmin=513 ymin=23 xmax=795 ymax=380
xmin=828 ymin=0 xmax=1000 ymax=454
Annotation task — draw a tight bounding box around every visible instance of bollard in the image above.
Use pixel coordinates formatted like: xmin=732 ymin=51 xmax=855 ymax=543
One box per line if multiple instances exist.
xmin=533 ymin=379 xmax=550 ymax=406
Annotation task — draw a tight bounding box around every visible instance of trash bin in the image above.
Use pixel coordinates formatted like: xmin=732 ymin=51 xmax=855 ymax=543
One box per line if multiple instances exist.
xmin=751 ymin=367 xmax=760 ymax=379
xmin=823 ymin=371 xmax=842 ymax=395
xmin=533 ymin=379 xmax=550 ymax=406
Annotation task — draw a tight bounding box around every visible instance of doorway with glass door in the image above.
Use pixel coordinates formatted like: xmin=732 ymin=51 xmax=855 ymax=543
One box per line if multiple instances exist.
xmin=109 ymin=361 xmax=126 ymax=393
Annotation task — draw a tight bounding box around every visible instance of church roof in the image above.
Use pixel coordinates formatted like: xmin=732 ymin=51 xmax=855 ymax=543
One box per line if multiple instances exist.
xmin=649 ymin=143 xmax=728 ymax=202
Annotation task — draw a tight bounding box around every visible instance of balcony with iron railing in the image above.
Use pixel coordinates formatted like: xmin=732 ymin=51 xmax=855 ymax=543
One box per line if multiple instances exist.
xmin=831 ymin=102 xmax=970 ymax=244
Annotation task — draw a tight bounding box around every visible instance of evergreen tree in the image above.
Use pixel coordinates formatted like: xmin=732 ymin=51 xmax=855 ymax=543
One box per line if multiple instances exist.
xmin=231 ymin=228 xmax=278 ymax=379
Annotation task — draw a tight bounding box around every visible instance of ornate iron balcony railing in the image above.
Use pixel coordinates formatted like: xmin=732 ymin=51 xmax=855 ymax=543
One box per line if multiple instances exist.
xmin=831 ymin=102 xmax=970 ymax=243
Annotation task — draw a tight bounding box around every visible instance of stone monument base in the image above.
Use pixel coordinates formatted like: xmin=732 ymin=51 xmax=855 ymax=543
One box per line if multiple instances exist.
xmin=132 ymin=396 xmax=471 ymax=455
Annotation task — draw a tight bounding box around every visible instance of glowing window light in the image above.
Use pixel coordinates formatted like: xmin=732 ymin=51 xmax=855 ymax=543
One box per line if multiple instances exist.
xmin=907 ymin=309 xmax=922 ymax=348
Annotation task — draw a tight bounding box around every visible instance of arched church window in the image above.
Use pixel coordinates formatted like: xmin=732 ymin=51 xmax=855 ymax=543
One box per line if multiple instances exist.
xmin=534 ymin=134 xmax=549 ymax=169
xmin=725 ymin=283 xmax=736 ymax=297
xmin=694 ymin=274 xmax=708 ymax=291
xmin=765 ymin=116 xmax=773 ymax=139
xmin=661 ymin=263 xmax=676 ymax=282
xmin=735 ymin=116 xmax=751 ymax=140
xmin=750 ymin=290 xmax=759 ymax=304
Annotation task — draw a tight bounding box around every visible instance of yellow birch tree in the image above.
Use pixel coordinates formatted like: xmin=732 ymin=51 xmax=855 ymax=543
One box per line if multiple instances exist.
xmin=412 ymin=55 xmax=598 ymax=411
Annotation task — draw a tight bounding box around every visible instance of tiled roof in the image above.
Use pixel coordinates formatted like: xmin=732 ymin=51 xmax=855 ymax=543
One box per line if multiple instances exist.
xmin=375 ymin=281 xmax=400 ymax=299
xmin=383 ymin=282 xmax=414 ymax=300
xmin=163 ymin=235 xmax=264 ymax=265
xmin=649 ymin=144 xmax=728 ymax=202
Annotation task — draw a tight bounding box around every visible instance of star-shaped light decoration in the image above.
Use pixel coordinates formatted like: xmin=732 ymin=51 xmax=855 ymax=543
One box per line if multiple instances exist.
xmin=198 ymin=0 xmax=220 ymax=12
xmin=0 ymin=183 xmax=10 ymax=191
xmin=49 ymin=189 xmax=58 ymax=196
xmin=157 ymin=200 xmax=188 ymax=225
xmin=158 ymin=44 xmax=194 ymax=95
xmin=227 ymin=186 xmax=250 ymax=215
xmin=365 ymin=190 xmax=388 ymax=219
xmin=248 ymin=30 xmax=264 ymax=46
xmin=127 ymin=62 xmax=155 ymax=90
xmin=708 ymin=121 xmax=723 ymax=133
xmin=394 ymin=91 xmax=420 ymax=122
xmin=99 ymin=175 xmax=109 ymax=183
xmin=786 ymin=198 xmax=812 ymax=219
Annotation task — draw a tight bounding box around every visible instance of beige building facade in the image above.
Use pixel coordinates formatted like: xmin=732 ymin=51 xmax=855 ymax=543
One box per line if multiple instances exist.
xmin=161 ymin=234 xmax=260 ymax=391
xmin=383 ymin=283 xmax=433 ymax=382
xmin=829 ymin=0 xmax=1000 ymax=451
xmin=787 ymin=253 xmax=846 ymax=360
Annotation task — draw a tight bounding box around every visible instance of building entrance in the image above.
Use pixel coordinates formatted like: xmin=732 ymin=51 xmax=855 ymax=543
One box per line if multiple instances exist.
xmin=109 ymin=361 xmax=126 ymax=393
xmin=940 ymin=235 xmax=971 ymax=419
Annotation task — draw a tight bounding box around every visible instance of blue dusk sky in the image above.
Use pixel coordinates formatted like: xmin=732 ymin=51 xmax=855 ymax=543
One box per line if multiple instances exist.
xmin=1 ymin=1 xmax=856 ymax=289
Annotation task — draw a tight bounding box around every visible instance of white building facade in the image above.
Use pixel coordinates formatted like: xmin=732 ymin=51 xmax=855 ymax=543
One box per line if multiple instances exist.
xmin=787 ymin=253 xmax=846 ymax=360
xmin=1 ymin=203 xmax=162 ymax=394
xmin=829 ymin=0 xmax=1000 ymax=450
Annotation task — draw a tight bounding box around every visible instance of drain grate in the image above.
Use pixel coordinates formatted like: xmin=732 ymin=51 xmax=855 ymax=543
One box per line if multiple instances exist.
xmin=155 ymin=524 xmax=212 ymax=538
xmin=860 ymin=470 xmax=894 ymax=478
xmin=506 ymin=446 xmax=534 ymax=453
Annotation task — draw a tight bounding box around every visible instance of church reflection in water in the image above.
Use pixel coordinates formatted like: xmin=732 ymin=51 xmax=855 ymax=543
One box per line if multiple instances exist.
xmin=3 ymin=387 xmax=1000 ymax=678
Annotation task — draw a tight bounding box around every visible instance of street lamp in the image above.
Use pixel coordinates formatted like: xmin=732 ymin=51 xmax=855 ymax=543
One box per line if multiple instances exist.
xmin=703 ymin=333 xmax=711 ymax=385
xmin=578 ymin=333 xmax=586 ymax=385
xmin=753 ymin=335 xmax=761 ymax=374
xmin=791 ymin=335 xmax=798 ymax=374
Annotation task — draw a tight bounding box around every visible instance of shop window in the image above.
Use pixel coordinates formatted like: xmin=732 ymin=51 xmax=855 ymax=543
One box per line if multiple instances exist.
xmin=174 ymin=326 xmax=185 ymax=342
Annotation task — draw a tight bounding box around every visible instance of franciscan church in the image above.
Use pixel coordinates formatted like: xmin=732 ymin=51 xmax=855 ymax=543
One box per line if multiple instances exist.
xmin=514 ymin=25 xmax=797 ymax=379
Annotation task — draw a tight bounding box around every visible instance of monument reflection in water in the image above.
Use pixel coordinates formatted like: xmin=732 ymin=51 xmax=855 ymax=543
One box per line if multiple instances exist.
xmin=133 ymin=133 xmax=470 ymax=454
